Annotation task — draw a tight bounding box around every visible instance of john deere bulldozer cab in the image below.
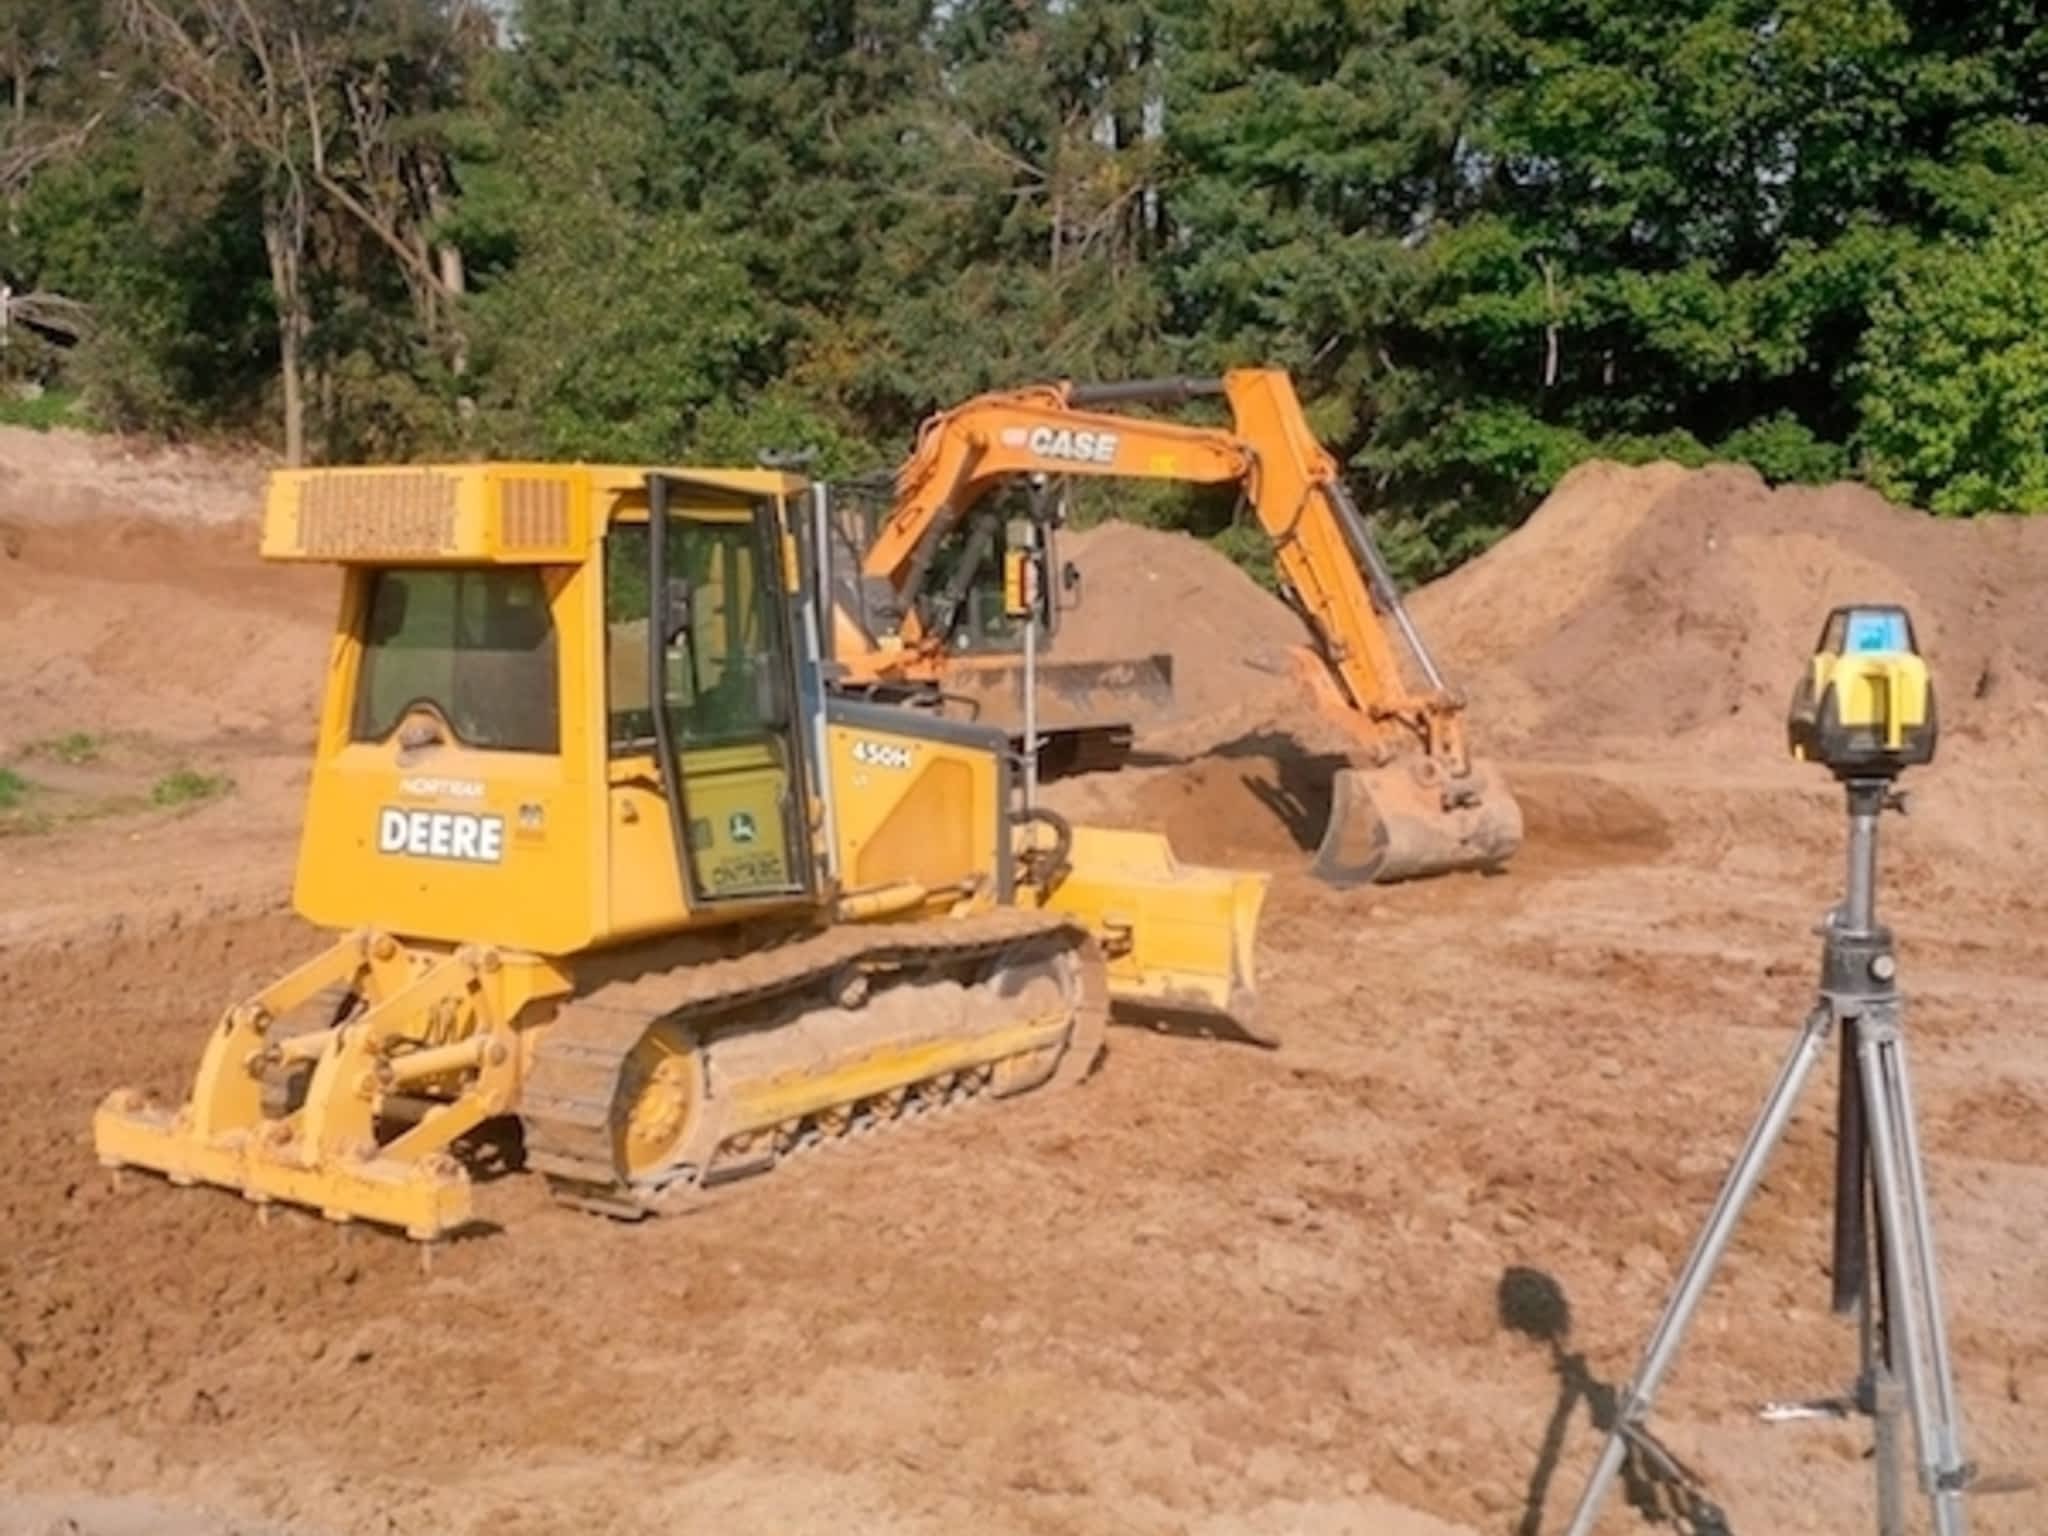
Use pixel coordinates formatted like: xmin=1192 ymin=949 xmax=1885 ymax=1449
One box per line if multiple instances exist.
xmin=283 ymin=467 xmax=833 ymax=957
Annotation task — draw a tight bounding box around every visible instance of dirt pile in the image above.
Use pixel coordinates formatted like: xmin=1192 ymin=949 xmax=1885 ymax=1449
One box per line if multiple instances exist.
xmin=1055 ymin=521 xmax=1311 ymax=726
xmin=0 ymin=437 xmax=329 ymax=755
xmin=1415 ymin=460 xmax=2048 ymax=765
xmin=1048 ymin=461 xmax=2048 ymax=878
xmin=1061 ymin=461 xmax=2048 ymax=774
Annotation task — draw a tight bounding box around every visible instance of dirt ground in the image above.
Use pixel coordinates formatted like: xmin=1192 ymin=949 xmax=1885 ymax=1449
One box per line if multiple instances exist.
xmin=2 ymin=434 xmax=2044 ymax=1535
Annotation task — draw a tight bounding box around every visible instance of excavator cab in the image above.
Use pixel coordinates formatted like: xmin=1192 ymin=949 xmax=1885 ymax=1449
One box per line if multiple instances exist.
xmin=833 ymin=476 xmax=1176 ymax=776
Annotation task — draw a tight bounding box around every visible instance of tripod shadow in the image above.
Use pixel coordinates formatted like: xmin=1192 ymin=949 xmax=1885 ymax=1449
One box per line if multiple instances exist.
xmin=1499 ymin=1266 xmax=1734 ymax=1536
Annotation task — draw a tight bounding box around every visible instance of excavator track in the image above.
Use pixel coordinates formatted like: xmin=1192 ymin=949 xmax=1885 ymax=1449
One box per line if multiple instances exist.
xmin=519 ymin=909 xmax=1107 ymax=1220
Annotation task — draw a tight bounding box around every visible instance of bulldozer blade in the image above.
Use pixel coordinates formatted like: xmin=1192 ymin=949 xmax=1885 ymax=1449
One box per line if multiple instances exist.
xmin=1312 ymin=756 xmax=1523 ymax=887
xmin=940 ymin=653 xmax=1175 ymax=740
xmin=1042 ymin=824 xmax=1272 ymax=1045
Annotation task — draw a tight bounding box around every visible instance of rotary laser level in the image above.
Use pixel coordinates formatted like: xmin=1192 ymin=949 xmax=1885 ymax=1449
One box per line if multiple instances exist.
xmin=1786 ymin=605 xmax=1937 ymax=779
xmin=1561 ymin=605 xmax=1982 ymax=1536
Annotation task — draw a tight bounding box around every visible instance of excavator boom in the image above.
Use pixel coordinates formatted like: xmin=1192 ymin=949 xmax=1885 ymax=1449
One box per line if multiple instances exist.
xmin=840 ymin=369 xmax=1523 ymax=885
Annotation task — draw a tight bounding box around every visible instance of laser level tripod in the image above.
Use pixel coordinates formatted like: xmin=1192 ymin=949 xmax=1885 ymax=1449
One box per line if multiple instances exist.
xmin=1560 ymin=605 xmax=1975 ymax=1536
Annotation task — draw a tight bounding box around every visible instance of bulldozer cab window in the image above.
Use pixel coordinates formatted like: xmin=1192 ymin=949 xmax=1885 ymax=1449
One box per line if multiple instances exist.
xmin=605 ymin=521 xmax=780 ymax=753
xmin=352 ymin=569 xmax=559 ymax=752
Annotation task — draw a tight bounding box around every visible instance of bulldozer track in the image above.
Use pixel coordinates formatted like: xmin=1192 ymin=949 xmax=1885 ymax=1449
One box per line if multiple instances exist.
xmin=519 ymin=908 xmax=1107 ymax=1219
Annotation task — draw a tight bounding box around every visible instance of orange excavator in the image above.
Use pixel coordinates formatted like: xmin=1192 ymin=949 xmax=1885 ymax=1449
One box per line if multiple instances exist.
xmin=823 ymin=368 xmax=1523 ymax=886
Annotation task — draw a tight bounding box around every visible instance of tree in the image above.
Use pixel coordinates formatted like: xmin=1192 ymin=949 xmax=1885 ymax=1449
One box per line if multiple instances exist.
xmin=124 ymin=0 xmax=482 ymax=462
xmin=1 ymin=0 xmax=2045 ymax=556
xmin=1338 ymin=0 xmax=1922 ymax=569
xmin=1159 ymin=0 xmax=1487 ymax=397
xmin=814 ymin=0 xmax=1174 ymax=432
xmin=125 ymin=0 xmax=321 ymax=461
xmin=0 ymin=1 xmax=116 ymax=215
xmin=16 ymin=124 xmax=275 ymax=430
xmin=0 ymin=1 xmax=120 ymax=381
xmin=1858 ymin=200 xmax=2048 ymax=515
xmin=460 ymin=90 xmax=777 ymax=461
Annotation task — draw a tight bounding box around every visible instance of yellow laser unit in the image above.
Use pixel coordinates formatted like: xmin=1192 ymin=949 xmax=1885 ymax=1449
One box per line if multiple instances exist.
xmin=1786 ymin=604 xmax=1938 ymax=778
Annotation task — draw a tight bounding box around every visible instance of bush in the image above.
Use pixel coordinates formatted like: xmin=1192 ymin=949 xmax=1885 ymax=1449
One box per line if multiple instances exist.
xmin=1716 ymin=414 xmax=1850 ymax=484
xmin=1858 ymin=200 xmax=2048 ymax=514
xmin=151 ymin=769 xmax=232 ymax=807
xmin=0 ymin=388 xmax=94 ymax=432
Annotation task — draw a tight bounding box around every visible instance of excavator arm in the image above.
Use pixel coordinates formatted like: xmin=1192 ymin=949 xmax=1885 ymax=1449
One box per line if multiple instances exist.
xmin=863 ymin=373 xmax=1455 ymax=756
xmin=863 ymin=381 xmax=1251 ymax=604
xmin=842 ymin=369 xmax=1520 ymax=883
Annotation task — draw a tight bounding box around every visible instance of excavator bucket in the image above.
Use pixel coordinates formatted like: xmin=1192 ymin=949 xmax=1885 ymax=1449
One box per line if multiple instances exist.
xmin=1041 ymin=824 xmax=1272 ymax=1045
xmin=1312 ymin=754 xmax=1523 ymax=887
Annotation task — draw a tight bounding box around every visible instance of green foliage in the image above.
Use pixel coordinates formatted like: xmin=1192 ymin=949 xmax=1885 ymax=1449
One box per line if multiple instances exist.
xmin=471 ymin=212 xmax=767 ymax=463
xmin=1160 ymin=0 xmax=1472 ymax=423
xmin=1209 ymin=521 xmax=1278 ymax=593
xmin=462 ymin=90 xmax=776 ymax=461
xmin=688 ymin=388 xmax=877 ymax=478
xmin=1357 ymin=0 xmax=1918 ymax=553
xmin=1717 ymin=415 xmax=1851 ymax=485
xmin=1858 ymin=201 xmax=2048 ymax=515
xmin=4 ymin=0 xmax=2048 ymax=587
xmin=849 ymin=0 xmax=1173 ymax=419
xmin=150 ymin=769 xmax=233 ymax=808
xmin=13 ymin=124 xmax=277 ymax=437
xmin=27 ymin=731 xmax=101 ymax=765
xmin=0 ymin=389 xmax=91 ymax=432
xmin=0 ymin=767 xmax=29 ymax=810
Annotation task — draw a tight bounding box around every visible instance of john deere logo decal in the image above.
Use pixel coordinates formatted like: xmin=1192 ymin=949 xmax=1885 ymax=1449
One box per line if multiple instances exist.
xmin=728 ymin=811 xmax=758 ymax=844
xmin=378 ymin=807 xmax=504 ymax=863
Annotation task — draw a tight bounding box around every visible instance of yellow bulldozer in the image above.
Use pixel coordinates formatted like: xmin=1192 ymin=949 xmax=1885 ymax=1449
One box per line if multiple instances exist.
xmin=94 ymin=465 xmax=1266 ymax=1242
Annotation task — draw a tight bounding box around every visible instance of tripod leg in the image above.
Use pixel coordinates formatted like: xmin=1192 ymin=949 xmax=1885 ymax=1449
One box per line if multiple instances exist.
xmin=1560 ymin=1005 xmax=1836 ymax=1536
xmin=1839 ymin=1036 xmax=1910 ymax=1536
xmin=1860 ymin=1241 xmax=1908 ymax=1536
xmin=1832 ymin=1024 xmax=1870 ymax=1315
xmin=1855 ymin=1015 xmax=1971 ymax=1536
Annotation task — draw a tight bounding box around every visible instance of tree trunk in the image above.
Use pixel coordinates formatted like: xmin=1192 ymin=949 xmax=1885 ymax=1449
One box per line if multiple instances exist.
xmin=1539 ymin=256 xmax=1560 ymax=389
xmin=9 ymin=53 xmax=26 ymax=238
xmin=261 ymin=180 xmax=310 ymax=467
xmin=421 ymin=155 xmax=468 ymax=376
xmin=423 ymin=159 xmax=472 ymax=431
xmin=437 ymin=243 xmax=466 ymax=352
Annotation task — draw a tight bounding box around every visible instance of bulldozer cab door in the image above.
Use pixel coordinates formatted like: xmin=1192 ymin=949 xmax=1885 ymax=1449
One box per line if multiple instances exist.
xmin=605 ymin=476 xmax=815 ymax=921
